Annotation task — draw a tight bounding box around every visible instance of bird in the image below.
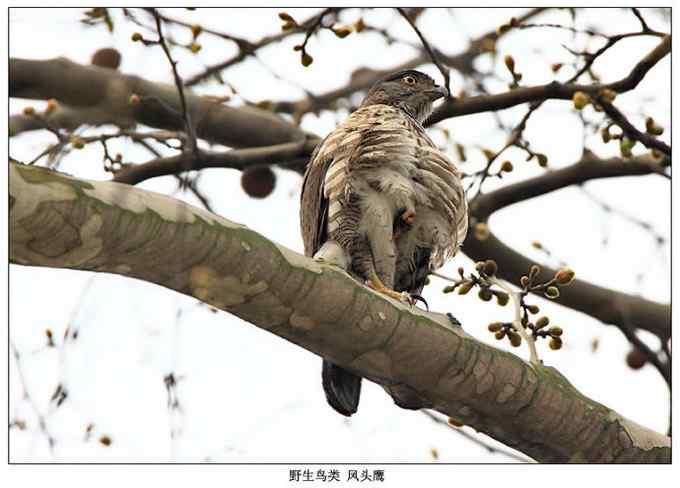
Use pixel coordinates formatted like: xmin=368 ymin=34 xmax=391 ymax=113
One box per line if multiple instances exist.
xmin=299 ymin=69 xmax=468 ymax=416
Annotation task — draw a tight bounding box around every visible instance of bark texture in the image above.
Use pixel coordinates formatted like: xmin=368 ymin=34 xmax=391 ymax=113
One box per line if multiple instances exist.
xmin=9 ymin=162 xmax=671 ymax=463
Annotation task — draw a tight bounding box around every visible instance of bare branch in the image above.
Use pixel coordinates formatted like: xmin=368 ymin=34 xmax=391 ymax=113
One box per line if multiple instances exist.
xmin=427 ymin=35 xmax=670 ymax=125
xmin=396 ymin=7 xmax=450 ymax=93
xmin=465 ymin=151 xmax=670 ymax=339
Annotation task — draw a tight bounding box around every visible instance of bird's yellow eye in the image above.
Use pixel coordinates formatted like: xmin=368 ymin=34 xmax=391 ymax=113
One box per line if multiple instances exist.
xmin=402 ymin=75 xmax=416 ymax=85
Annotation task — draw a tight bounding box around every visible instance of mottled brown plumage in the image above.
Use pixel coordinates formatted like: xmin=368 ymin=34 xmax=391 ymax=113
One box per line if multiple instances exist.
xmin=300 ymin=70 xmax=468 ymax=416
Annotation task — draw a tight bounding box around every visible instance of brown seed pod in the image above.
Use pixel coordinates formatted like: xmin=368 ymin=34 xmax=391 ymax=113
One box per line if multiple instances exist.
xmin=241 ymin=166 xmax=276 ymax=199
xmin=626 ymin=348 xmax=647 ymax=370
xmin=483 ymin=259 xmax=498 ymax=276
xmin=91 ymin=47 xmax=121 ymax=70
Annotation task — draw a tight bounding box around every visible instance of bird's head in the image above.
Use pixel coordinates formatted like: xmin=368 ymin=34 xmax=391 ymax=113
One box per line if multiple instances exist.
xmin=361 ymin=69 xmax=448 ymax=123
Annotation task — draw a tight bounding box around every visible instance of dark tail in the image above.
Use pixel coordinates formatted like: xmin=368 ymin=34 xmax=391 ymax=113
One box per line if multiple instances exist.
xmin=322 ymin=359 xmax=361 ymax=416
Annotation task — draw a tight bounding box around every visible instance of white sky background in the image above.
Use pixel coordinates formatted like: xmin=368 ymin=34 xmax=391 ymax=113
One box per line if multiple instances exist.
xmin=7 ymin=7 xmax=672 ymax=465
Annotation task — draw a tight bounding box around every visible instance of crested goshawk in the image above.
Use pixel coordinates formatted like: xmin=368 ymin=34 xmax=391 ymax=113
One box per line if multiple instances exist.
xmin=300 ymin=69 xmax=468 ymax=416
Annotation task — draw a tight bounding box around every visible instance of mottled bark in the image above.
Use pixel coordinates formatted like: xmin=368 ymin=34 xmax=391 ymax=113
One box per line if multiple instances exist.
xmin=9 ymin=162 xmax=670 ymax=463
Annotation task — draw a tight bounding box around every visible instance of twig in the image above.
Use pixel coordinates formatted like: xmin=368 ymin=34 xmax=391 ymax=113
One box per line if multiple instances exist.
xmin=10 ymin=340 xmax=56 ymax=456
xmin=597 ymin=100 xmax=671 ymax=156
xmin=488 ymin=278 xmax=540 ymax=365
xmin=152 ymin=9 xmax=200 ymax=172
xmin=421 ymin=410 xmax=531 ymax=462
xmin=396 ymin=7 xmax=450 ymax=94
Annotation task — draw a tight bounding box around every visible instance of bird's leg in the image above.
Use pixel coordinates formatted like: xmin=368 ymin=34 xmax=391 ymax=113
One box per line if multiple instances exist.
xmin=394 ymin=207 xmax=416 ymax=240
xmin=366 ymin=271 xmax=416 ymax=305
xmin=401 ymin=209 xmax=416 ymax=225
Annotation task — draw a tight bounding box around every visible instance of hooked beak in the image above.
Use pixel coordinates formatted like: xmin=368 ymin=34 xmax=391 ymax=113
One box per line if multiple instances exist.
xmin=427 ymin=85 xmax=449 ymax=101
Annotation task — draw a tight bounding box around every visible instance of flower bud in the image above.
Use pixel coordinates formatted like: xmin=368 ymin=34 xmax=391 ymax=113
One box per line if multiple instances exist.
xmin=458 ymin=281 xmax=473 ymax=295
xmin=495 ymin=291 xmax=509 ymax=307
xmin=191 ymin=24 xmax=202 ymax=38
xmin=131 ymin=32 xmax=143 ymax=42
xmin=333 ymin=26 xmax=352 ymax=38
xmin=504 ymin=54 xmax=515 ymax=73
xmin=527 ymin=304 xmax=539 ymax=314
xmin=620 ymin=137 xmax=635 ymax=158
xmin=189 ymin=42 xmax=202 ymax=53
xmin=536 ymin=153 xmax=548 ymax=167
xmin=535 ymin=316 xmax=550 ymax=329
xmin=495 ymin=330 xmax=506 ymax=340
xmin=601 ymin=127 xmax=611 ymax=143
xmin=354 ymin=18 xmax=365 ymax=32
xmin=508 ymin=332 xmax=522 ymax=347
xmin=500 ymin=161 xmax=513 ymax=172
xmin=488 ymin=322 xmax=503 ymax=333
xmin=554 ymin=267 xmax=575 ymax=285
xmin=645 ymin=117 xmax=664 ymax=136
xmin=572 ymin=91 xmax=589 ymax=110
xmin=301 ymin=52 xmax=314 ymax=67
xmin=483 ymin=259 xmax=498 ymax=276
xmin=549 ymin=337 xmax=562 ymax=350
xmin=548 ymin=326 xmax=563 ymax=337
xmin=22 ymin=106 xmax=36 ymax=116
xmin=545 ymin=286 xmax=560 ymax=299
xmin=478 ymin=288 xmax=493 ymax=302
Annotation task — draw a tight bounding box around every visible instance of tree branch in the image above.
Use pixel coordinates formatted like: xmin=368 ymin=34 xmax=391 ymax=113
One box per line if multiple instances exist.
xmin=113 ymin=138 xmax=317 ymax=185
xmin=10 ymin=57 xmax=310 ymax=149
xmin=9 ymin=161 xmax=670 ymax=463
xmin=427 ymin=35 xmax=670 ymax=125
xmin=465 ymin=151 xmax=671 ymax=339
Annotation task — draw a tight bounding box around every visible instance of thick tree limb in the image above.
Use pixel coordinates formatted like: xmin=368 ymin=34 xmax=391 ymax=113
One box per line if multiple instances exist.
xmin=9 ymin=161 xmax=670 ymax=463
xmin=10 ymin=57 xmax=309 ymax=149
xmin=465 ymin=152 xmax=671 ymax=339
